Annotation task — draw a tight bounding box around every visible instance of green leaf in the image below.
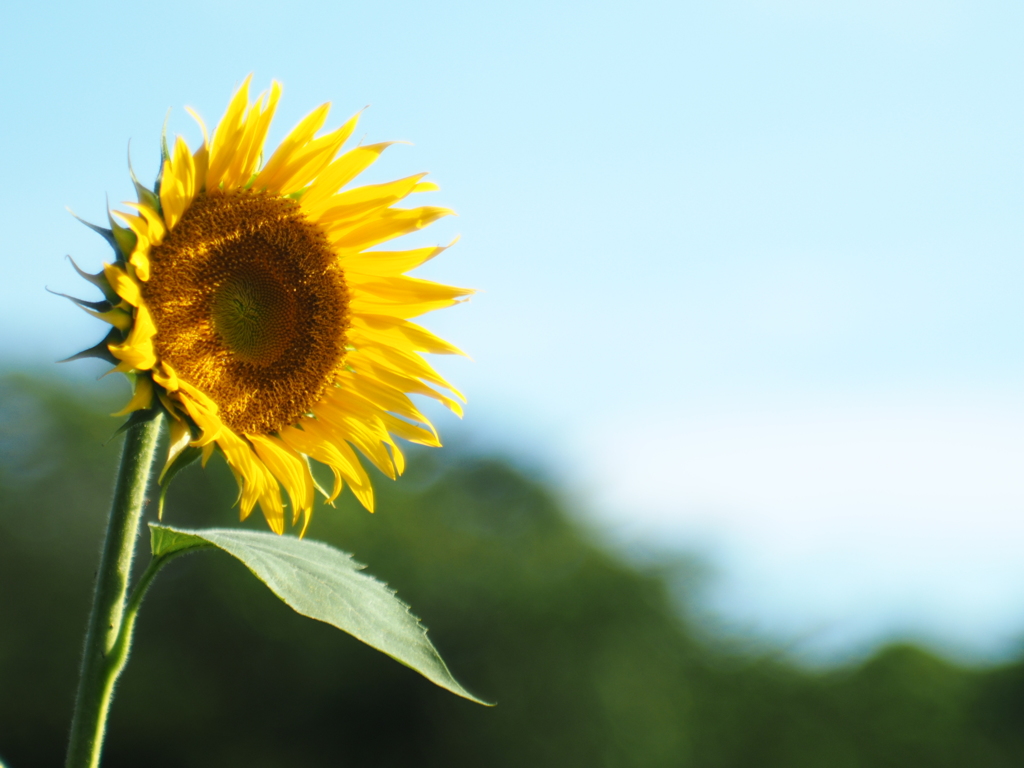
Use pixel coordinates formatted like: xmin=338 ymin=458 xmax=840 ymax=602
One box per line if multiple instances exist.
xmin=148 ymin=524 xmax=489 ymax=705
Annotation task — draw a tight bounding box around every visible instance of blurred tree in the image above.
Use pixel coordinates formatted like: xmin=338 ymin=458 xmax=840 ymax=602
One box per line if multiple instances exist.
xmin=0 ymin=375 xmax=1022 ymax=767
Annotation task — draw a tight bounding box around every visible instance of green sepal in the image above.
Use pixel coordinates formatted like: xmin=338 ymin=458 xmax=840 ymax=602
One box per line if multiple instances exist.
xmin=128 ymin=148 xmax=161 ymax=214
xmin=305 ymin=455 xmax=332 ymax=501
xmin=107 ymin=205 xmax=136 ymax=263
xmin=67 ymin=211 xmax=122 ymax=264
xmin=157 ymin=444 xmax=202 ymax=520
xmin=66 ymin=255 xmax=119 ymax=302
xmin=153 ymin=109 xmax=171 ymax=199
xmin=109 ymin=407 xmax=161 ymax=442
xmin=147 ymin=524 xmax=491 ymax=705
xmin=46 ymin=287 xmax=112 ymax=313
xmin=58 ymin=328 xmax=121 ymax=365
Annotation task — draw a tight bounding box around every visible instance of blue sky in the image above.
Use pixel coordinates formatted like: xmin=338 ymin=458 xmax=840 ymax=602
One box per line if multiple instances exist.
xmin=3 ymin=0 xmax=1024 ymax=661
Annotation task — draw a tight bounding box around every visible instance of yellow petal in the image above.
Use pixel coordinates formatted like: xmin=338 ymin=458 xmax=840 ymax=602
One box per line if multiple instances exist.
xmin=160 ymin=135 xmax=197 ymax=231
xmin=152 ymin=361 xmax=181 ymax=392
xmin=111 ymin=208 xmax=160 ymax=281
xmin=316 ymin=390 xmax=410 ymax=475
xmin=279 ymin=425 xmax=345 ymax=502
xmin=379 ymin=412 xmax=441 ymax=447
xmin=207 ymin=427 xmax=270 ymax=520
xmin=120 ymin=203 xmax=166 ymax=246
xmin=351 ymin=297 xmax=463 ymax=320
xmin=338 ymin=242 xmax=451 ymax=277
xmin=184 ymin=105 xmax=210 ymax=193
xmin=253 ymin=102 xmax=330 ymax=192
xmin=129 ymin=240 xmax=151 ymax=282
xmin=308 ymin=173 xmax=427 ymax=226
xmin=156 ymin=389 xmax=184 ymax=420
xmin=350 ymin=343 xmax=463 ymax=400
xmin=311 ymin=400 xmax=398 ymax=480
xmin=84 ymin=305 xmax=132 ymax=331
xmin=351 ymin=315 xmax=466 ymax=356
xmin=207 ymin=75 xmax=253 ymax=190
xmin=108 ymin=304 xmax=157 ymax=371
xmin=330 ymin=206 xmax=454 ymax=251
xmin=352 ymin=354 xmax=465 ymax=416
xmin=172 ymin=378 xmax=225 ymax=448
xmin=103 ymin=263 xmax=142 ymax=306
xmin=225 ymin=81 xmax=282 ymax=189
xmin=192 ymin=144 xmax=209 ymax=195
xmin=293 ymin=419 xmax=376 ymax=511
xmin=300 ymin=142 xmax=397 ymax=209
xmin=263 ymin=122 xmax=353 ymax=196
xmin=336 ymin=368 xmax=436 ymax=427
xmin=347 ymin=274 xmax=473 ymax=306
xmin=257 ymin=490 xmax=286 ymax=534
xmin=160 ymin=416 xmax=193 ymax=480
xmin=248 ymin=433 xmax=314 ymax=527
xmin=111 ymin=374 xmax=154 ymax=416
xmin=177 ymin=391 xmax=224 ymax=447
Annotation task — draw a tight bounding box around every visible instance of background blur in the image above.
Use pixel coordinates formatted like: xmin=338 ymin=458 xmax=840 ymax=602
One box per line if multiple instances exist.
xmin=3 ymin=0 xmax=1024 ymax=763
xmin=4 ymin=376 xmax=1024 ymax=766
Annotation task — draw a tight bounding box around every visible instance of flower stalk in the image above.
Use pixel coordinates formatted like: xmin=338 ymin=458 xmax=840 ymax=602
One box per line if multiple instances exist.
xmin=65 ymin=412 xmax=164 ymax=768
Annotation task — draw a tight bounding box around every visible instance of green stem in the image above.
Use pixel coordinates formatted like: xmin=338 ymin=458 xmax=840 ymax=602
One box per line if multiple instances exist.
xmin=65 ymin=412 xmax=164 ymax=768
xmin=105 ymin=549 xmax=188 ymax=676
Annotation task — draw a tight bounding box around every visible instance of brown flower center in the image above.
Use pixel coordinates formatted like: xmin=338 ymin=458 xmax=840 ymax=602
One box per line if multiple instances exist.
xmin=142 ymin=189 xmax=349 ymax=435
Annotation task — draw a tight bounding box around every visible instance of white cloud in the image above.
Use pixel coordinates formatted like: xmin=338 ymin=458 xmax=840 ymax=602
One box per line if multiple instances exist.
xmin=580 ymin=394 xmax=1024 ymax=660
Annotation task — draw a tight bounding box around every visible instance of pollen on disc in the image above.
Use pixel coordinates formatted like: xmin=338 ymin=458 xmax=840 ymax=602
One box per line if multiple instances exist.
xmin=141 ymin=189 xmax=350 ymax=435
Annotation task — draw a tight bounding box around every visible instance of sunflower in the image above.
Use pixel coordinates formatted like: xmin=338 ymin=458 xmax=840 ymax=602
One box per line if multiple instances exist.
xmin=72 ymin=77 xmax=470 ymax=535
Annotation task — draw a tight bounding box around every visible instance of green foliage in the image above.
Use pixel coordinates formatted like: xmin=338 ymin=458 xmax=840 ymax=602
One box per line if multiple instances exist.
xmin=2 ymin=373 xmax=1024 ymax=767
xmin=148 ymin=524 xmax=486 ymax=703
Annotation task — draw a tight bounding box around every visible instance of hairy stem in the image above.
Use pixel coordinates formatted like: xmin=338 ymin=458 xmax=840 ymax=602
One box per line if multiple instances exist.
xmin=65 ymin=412 xmax=163 ymax=768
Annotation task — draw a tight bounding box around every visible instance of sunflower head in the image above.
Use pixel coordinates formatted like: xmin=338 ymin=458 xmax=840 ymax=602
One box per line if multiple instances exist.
xmin=68 ymin=77 xmax=470 ymax=535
